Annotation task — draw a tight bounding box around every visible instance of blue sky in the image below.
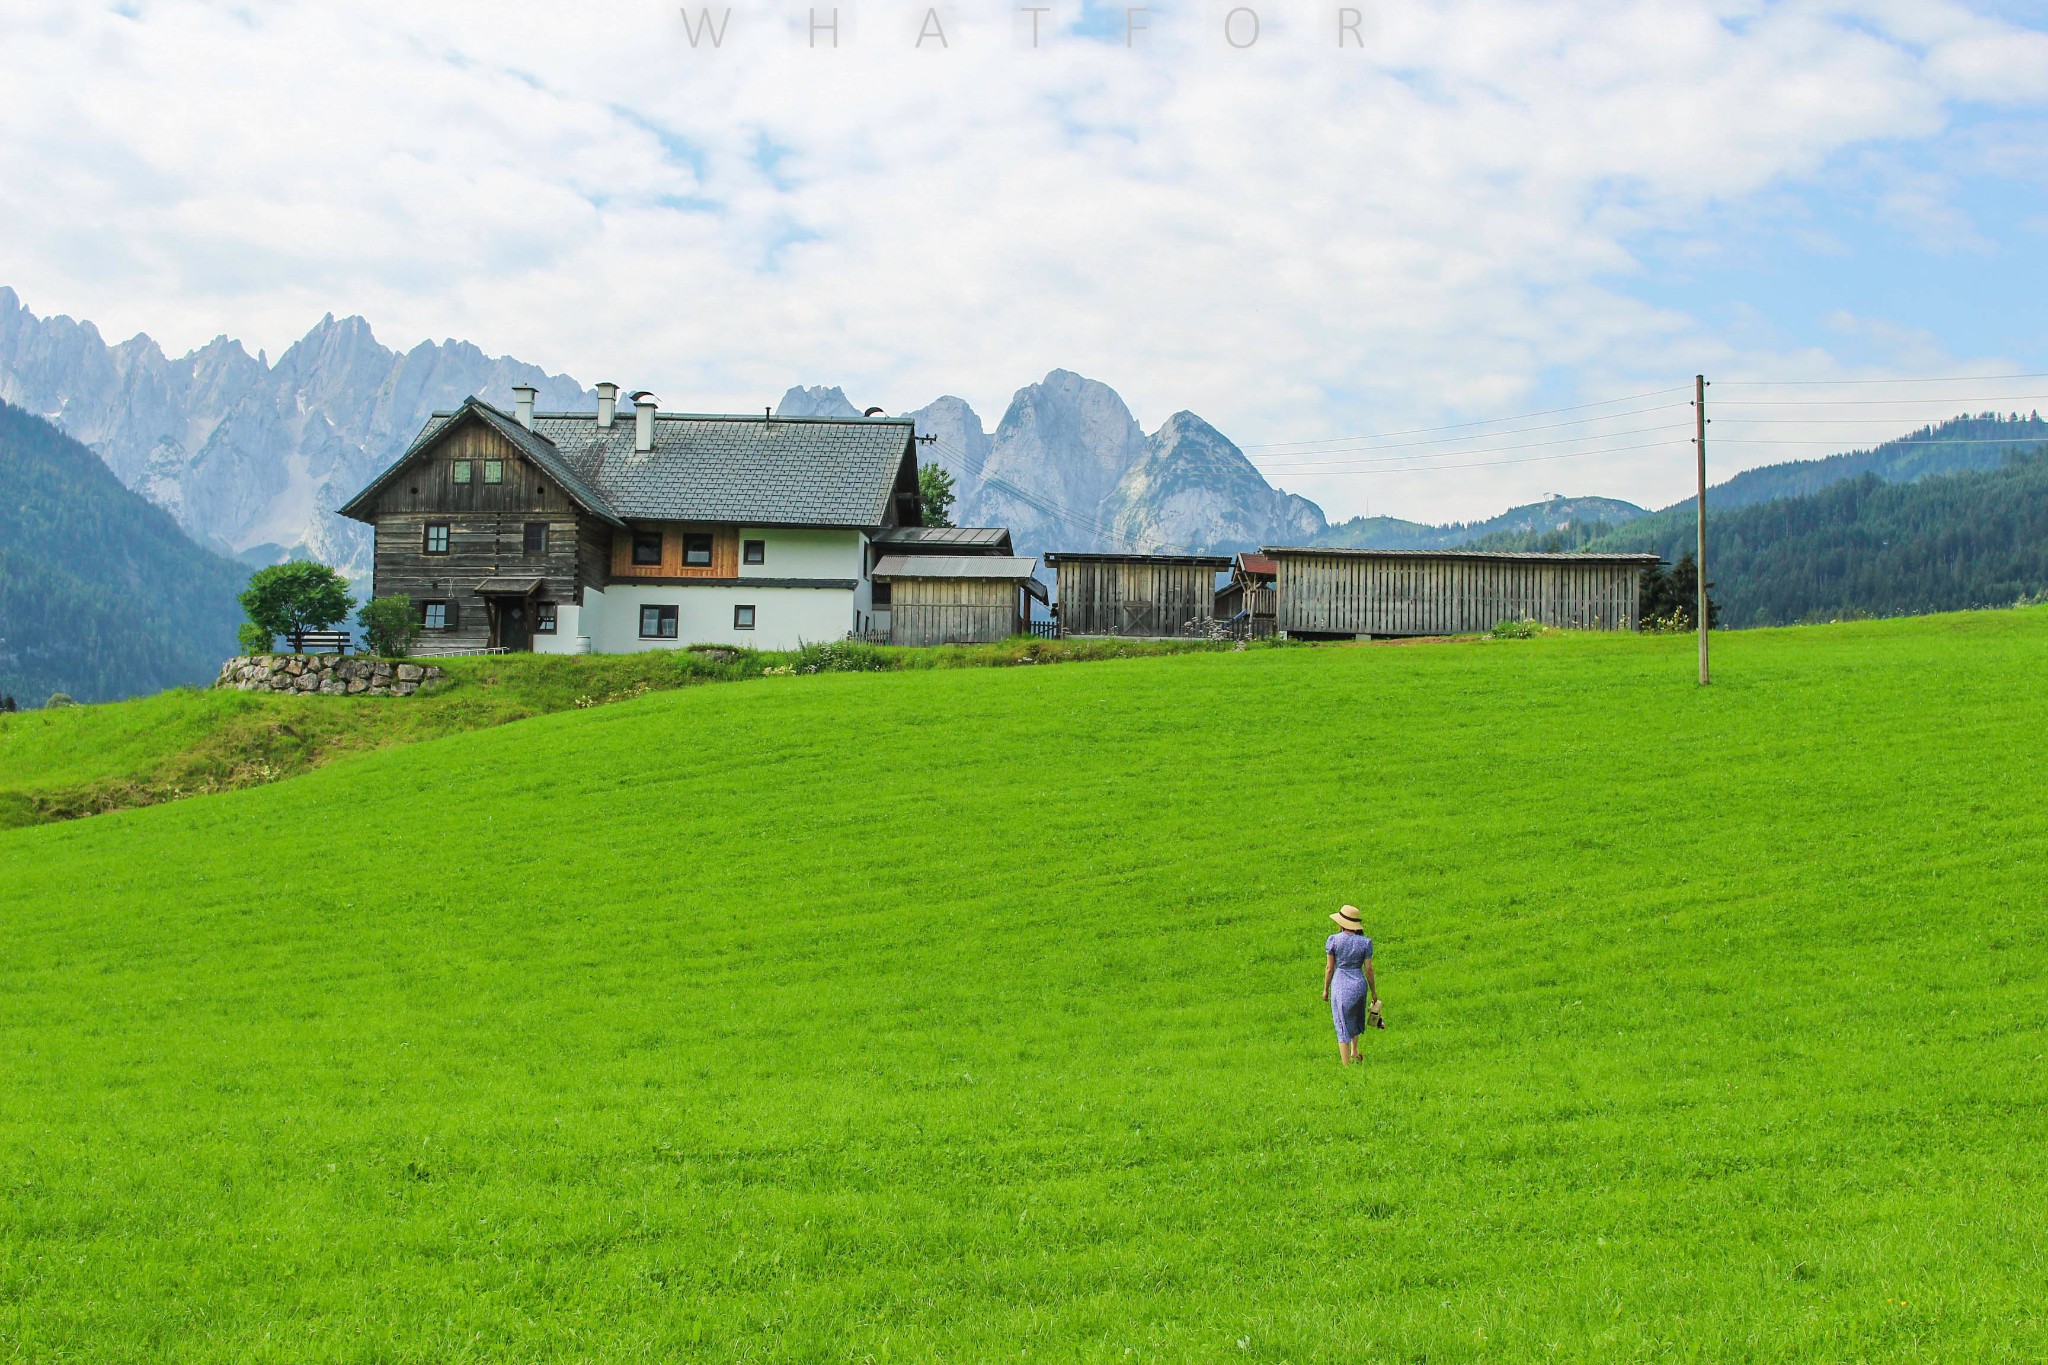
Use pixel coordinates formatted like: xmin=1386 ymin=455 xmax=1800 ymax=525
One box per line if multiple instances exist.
xmin=4 ymin=0 xmax=2048 ymax=522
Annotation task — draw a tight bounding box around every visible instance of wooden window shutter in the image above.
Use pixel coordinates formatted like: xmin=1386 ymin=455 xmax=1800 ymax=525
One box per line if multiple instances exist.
xmin=446 ymin=599 xmax=462 ymax=629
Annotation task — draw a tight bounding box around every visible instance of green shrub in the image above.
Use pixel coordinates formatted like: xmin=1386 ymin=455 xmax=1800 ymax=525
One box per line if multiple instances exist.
xmin=237 ymin=623 xmax=275 ymax=655
xmin=43 ymin=692 xmax=76 ymax=709
xmin=1490 ymin=618 xmax=1545 ymax=639
xmin=776 ymin=641 xmax=892 ymax=675
xmin=358 ymin=594 xmax=422 ymax=658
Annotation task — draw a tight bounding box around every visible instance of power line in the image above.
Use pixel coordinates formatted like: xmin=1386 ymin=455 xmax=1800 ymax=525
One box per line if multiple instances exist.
xmin=1252 ymin=422 xmax=1690 ymax=472
xmin=1241 ymin=402 xmax=1691 ymax=460
xmin=1715 ymin=372 xmax=2048 ymax=387
xmin=1238 ymin=386 xmax=1691 ymax=450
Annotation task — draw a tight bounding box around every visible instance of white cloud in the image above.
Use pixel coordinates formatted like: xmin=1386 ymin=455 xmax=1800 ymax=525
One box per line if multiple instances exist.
xmin=3 ymin=0 xmax=2047 ymax=521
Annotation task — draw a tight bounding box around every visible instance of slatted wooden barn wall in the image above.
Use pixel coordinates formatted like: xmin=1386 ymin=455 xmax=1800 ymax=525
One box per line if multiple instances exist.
xmin=1056 ymin=561 xmax=1218 ymax=637
xmin=1277 ymin=555 xmax=1642 ymax=636
xmin=889 ymin=578 xmax=1020 ymax=646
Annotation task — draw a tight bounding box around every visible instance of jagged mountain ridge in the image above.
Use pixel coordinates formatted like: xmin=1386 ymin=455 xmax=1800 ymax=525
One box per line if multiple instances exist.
xmin=1 ymin=288 xmax=1324 ymax=575
xmin=776 ymin=371 xmax=1328 ymax=557
xmin=0 ymin=288 xmax=589 ymax=577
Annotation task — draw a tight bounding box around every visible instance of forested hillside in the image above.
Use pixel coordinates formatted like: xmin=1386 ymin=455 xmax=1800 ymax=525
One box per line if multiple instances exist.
xmin=0 ymin=400 xmax=247 ymax=703
xmin=1314 ymin=495 xmax=1647 ymax=550
xmin=1475 ymin=445 xmax=2048 ymax=626
xmin=1707 ymin=411 xmax=2048 ymax=510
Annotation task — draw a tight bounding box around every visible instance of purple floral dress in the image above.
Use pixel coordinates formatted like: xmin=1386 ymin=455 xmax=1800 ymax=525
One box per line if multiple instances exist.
xmin=1326 ymin=931 xmax=1374 ymax=1041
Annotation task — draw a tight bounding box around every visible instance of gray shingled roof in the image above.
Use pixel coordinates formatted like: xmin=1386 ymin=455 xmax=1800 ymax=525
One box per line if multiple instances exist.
xmin=342 ymin=400 xmax=915 ymax=529
xmin=534 ymin=410 xmax=914 ymax=527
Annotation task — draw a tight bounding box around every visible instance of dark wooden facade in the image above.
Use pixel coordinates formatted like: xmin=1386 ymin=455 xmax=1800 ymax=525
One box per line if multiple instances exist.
xmin=1271 ymin=549 xmax=1657 ymax=636
xmin=357 ymin=424 xmax=595 ymax=651
xmin=1048 ymin=553 xmax=1233 ymax=638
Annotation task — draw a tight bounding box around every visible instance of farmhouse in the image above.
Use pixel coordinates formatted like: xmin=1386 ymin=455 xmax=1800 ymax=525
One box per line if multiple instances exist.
xmin=339 ymin=386 xmax=924 ymax=653
xmin=1043 ymin=552 xmax=1234 ymax=638
xmin=1263 ymin=546 xmax=1661 ymax=637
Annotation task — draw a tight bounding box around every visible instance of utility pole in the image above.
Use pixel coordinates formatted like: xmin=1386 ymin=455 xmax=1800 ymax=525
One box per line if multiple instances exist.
xmin=1694 ymin=374 xmax=1710 ymax=686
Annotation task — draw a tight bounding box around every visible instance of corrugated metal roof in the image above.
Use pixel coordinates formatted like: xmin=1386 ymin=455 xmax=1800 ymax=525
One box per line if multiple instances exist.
xmin=1043 ymin=552 xmax=1234 ymax=568
xmin=871 ymin=555 xmax=1040 ymax=580
xmin=1262 ymin=546 xmax=1663 ymax=564
xmin=869 ymin=526 xmax=1014 ymax=553
xmin=342 ymin=400 xmax=914 ymax=529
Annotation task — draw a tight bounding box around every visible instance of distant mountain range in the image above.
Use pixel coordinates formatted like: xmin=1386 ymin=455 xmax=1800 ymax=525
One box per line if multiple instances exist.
xmin=0 ymin=400 xmax=246 ymax=704
xmin=0 ymin=289 xmax=1326 ymax=575
xmin=776 ymin=374 xmax=1324 ymax=558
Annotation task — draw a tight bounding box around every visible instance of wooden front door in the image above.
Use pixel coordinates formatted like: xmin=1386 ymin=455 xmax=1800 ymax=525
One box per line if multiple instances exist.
xmin=491 ymin=598 xmax=532 ymax=652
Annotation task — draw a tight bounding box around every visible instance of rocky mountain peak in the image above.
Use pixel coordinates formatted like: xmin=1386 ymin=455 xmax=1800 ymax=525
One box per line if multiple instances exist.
xmin=776 ymin=384 xmax=864 ymax=418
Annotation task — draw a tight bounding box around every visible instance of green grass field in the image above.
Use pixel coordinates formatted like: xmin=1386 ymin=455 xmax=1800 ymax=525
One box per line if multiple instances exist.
xmin=0 ymin=636 xmax=1216 ymax=829
xmin=3 ymin=613 xmax=2045 ymax=1361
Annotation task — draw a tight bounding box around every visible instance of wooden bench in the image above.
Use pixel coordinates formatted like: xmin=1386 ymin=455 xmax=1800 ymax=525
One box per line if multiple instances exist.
xmin=286 ymin=631 xmax=353 ymax=654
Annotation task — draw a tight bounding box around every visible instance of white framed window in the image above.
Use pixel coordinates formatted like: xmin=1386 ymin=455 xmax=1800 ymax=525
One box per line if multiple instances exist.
xmin=734 ymin=605 xmax=756 ymax=630
xmin=422 ymin=601 xmax=449 ymax=630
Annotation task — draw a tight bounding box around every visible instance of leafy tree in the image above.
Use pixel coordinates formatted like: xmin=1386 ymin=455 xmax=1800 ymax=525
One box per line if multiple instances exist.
xmin=358 ymin=594 xmax=422 ymax=658
xmin=918 ymin=462 xmax=957 ymax=528
xmin=1640 ymin=552 xmax=1721 ymax=630
xmin=238 ymin=623 xmax=275 ymax=655
xmin=239 ymin=561 xmax=353 ymax=650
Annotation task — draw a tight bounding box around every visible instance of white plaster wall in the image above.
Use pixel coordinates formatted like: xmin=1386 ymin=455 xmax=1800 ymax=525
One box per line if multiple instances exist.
xmin=589 ymin=584 xmax=857 ymax=652
xmin=532 ymin=595 xmax=597 ymax=654
xmin=738 ymin=528 xmax=864 ymax=581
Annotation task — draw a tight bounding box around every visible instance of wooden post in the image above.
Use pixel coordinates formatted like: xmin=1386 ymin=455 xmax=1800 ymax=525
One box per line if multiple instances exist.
xmin=1694 ymin=374 xmax=1710 ymax=686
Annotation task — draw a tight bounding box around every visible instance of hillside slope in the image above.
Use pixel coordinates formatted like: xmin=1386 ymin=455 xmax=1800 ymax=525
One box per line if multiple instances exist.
xmin=1314 ymin=494 xmax=1648 ymax=550
xmin=1477 ymin=448 xmax=2048 ymax=625
xmin=0 ymin=400 xmax=247 ymax=704
xmin=3 ymin=615 xmax=2044 ymax=1360
xmin=1706 ymin=411 xmax=2048 ymax=510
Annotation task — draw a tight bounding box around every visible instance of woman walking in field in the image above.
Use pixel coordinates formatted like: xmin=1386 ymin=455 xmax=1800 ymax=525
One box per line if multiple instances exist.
xmin=1322 ymin=905 xmax=1379 ymax=1065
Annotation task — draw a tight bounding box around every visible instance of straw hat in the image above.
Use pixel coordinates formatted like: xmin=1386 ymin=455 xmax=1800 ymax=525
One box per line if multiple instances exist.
xmin=1329 ymin=904 xmax=1364 ymax=932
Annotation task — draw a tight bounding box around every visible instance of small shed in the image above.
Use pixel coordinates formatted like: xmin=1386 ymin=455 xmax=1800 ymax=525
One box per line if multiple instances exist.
xmin=870 ymin=555 xmax=1047 ymax=646
xmin=1214 ymin=553 xmax=1278 ymax=637
xmin=1043 ymin=552 xmax=1234 ymax=638
xmin=1264 ymin=547 xmax=1662 ymax=637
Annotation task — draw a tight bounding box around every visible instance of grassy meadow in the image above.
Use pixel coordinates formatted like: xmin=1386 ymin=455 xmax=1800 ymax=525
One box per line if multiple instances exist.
xmin=2 ymin=612 xmax=2045 ymax=1360
xmin=0 ymin=635 xmax=1218 ymax=828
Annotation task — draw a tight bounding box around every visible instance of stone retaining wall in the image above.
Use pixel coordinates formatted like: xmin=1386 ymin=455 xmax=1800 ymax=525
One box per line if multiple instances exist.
xmin=214 ymin=655 xmax=446 ymax=697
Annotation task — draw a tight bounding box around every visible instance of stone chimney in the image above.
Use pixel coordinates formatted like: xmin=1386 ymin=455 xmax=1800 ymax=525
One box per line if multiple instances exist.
xmin=511 ymin=385 xmax=537 ymax=429
xmin=595 ymin=381 xmax=618 ymax=429
xmin=633 ymin=393 xmax=657 ymax=452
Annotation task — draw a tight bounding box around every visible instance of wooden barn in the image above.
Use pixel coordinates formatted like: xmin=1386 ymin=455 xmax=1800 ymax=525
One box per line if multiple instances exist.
xmin=1044 ymin=552 xmax=1233 ymax=638
xmin=1214 ymin=552 xmax=1278 ymax=637
xmin=1264 ymin=547 xmax=1660 ymax=637
xmin=868 ymin=556 xmax=1047 ymax=646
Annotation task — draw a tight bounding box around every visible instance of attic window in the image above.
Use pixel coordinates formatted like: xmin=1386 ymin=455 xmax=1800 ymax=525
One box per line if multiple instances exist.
xmin=683 ymin=533 xmax=714 ymax=567
xmin=631 ymin=530 xmax=663 ymax=566
xmin=453 ymin=461 xmax=472 ymax=484
xmin=483 ymin=460 xmax=504 ymax=484
xmin=743 ymin=539 xmax=766 ymax=565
